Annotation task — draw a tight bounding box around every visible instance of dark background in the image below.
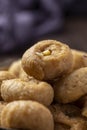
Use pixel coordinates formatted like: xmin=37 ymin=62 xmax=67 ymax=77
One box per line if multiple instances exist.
xmin=0 ymin=0 xmax=87 ymax=57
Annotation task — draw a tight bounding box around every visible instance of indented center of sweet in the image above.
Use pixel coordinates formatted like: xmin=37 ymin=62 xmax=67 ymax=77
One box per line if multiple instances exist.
xmin=42 ymin=50 xmax=51 ymax=56
xmin=36 ymin=50 xmax=51 ymax=57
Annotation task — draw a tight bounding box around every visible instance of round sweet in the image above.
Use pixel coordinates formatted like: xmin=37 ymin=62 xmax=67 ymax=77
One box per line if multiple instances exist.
xmin=1 ymin=79 xmax=54 ymax=106
xmin=49 ymin=104 xmax=87 ymax=130
xmin=22 ymin=40 xmax=73 ymax=80
xmin=54 ymin=67 xmax=87 ymax=103
xmin=71 ymin=49 xmax=87 ymax=71
xmin=1 ymin=100 xmax=54 ymax=130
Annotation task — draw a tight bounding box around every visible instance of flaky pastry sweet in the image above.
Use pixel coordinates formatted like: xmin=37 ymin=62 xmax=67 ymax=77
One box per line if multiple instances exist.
xmin=1 ymin=100 xmax=54 ymax=130
xmin=22 ymin=40 xmax=73 ymax=80
xmin=54 ymin=67 xmax=87 ymax=103
xmin=1 ymin=78 xmax=54 ymax=106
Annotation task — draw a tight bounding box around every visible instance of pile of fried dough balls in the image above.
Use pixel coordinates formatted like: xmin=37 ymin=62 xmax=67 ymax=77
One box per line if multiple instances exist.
xmin=0 ymin=40 xmax=87 ymax=130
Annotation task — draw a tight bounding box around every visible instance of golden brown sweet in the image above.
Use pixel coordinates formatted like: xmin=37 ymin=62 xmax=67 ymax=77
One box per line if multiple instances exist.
xmin=71 ymin=49 xmax=87 ymax=71
xmin=1 ymin=78 xmax=54 ymax=106
xmin=49 ymin=104 xmax=87 ymax=130
xmin=1 ymin=100 xmax=54 ymax=130
xmin=54 ymin=67 xmax=87 ymax=103
xmin=9 ymin=59 xmax=22 ymax=77
xmin=22 ymin=40 xmax=73 ymax=80
xmin=0 ymin=71 xmax=15 ymax=100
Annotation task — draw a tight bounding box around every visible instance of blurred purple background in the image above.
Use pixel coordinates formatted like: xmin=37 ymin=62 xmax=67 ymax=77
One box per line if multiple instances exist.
xmin=0 ymin=0 xmax=87 ymax=56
